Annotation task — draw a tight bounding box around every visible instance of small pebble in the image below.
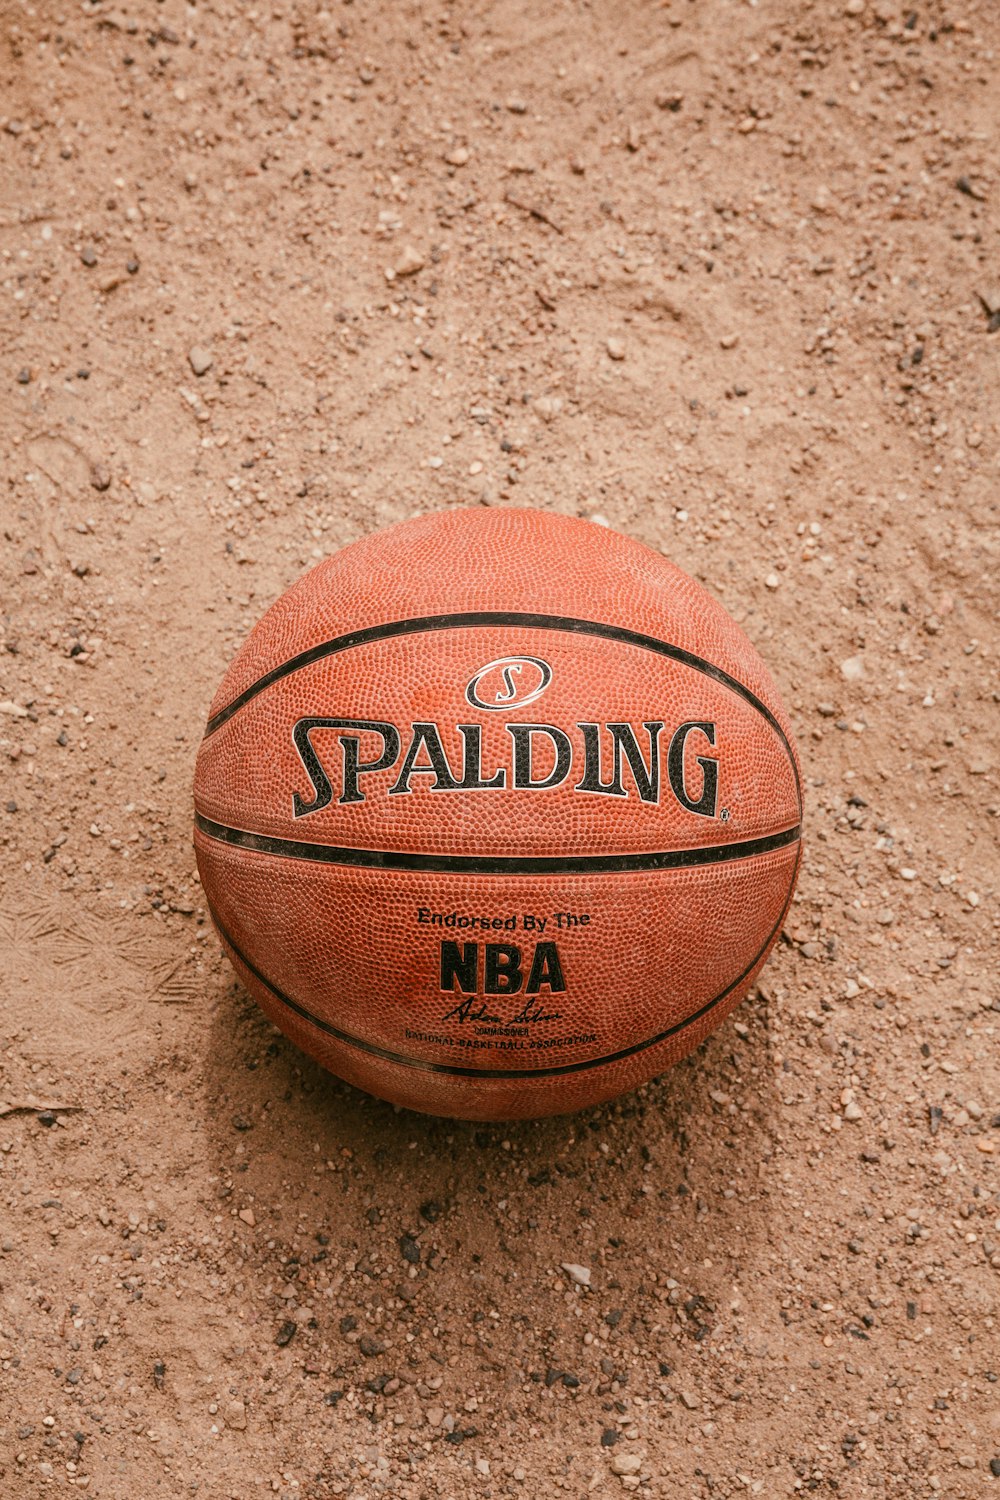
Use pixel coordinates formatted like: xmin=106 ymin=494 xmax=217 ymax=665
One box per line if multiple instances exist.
xmin=561 ymin=1262 xmax=592 ymax=1287
xmin=188 ymin=346 xmax=213 ymax=376
xmin=533 ymin=395 xmax=563 ymax=421
xmin=225 ymin=1400 xmax=246 ymax=1430
xmin=391 ymin=245 xmax=425 ymax=279
xmin=606 ymin=338 xmax=626 ymax=361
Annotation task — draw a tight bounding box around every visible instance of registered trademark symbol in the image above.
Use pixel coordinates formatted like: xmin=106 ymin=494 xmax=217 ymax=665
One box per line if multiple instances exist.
xmin=720 ymin=807 xmax=730 ymax=822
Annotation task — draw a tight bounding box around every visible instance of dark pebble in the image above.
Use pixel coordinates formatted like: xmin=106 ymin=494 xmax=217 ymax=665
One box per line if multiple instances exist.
xmin=399 ymin=1234 xmax=421 ymax=1264
xmin=232 ymin=1116 xmax=252 ymax=1131
xmin=604 ymin=1308 xmax=623 ymax=1328
xmin=658 ymin=1361 xmax=672 ymax=1376
xmin=6 ymin=801 xmax=16 ymax=813
xmin=324 ymin=1390 xmax=343 ymax=1407
xmin=152 ymin=1360 xmax=166 ymax=1390
xmin=544 ymin=1368 xmax=562 ymax=1388
xmin=126 ymin=258 xmax=139 ymax=274
xmin=989 ymin=1457 xmax=1000 ymax=1478
xmin=38 ymin=1111 xmax=56 ymax=1127
xmin=66 ymin=1368 xmax=81 ymax=1385
xmin=340 ymin=1315 xmax=357 ymax=1334
xmin=601 ymin=1428 xmax=619 ymax=1447
xmin=928 ymin=1105 xmax=943 ymax=1136
xmin=562 ymin=1373 xmax=580 ymax=1389
xmin=359 ymin=1335 xmax=386 ymax=1357
xmin=419 ymin=1200 xmax=442 ymax=1223
xmin=80 ymin=245 xmax=97 ymax=267
xmin=17 ymin=368 xmax=31 ymax=384
xmin=275 ymin=1319 xmax=297 ymax=1347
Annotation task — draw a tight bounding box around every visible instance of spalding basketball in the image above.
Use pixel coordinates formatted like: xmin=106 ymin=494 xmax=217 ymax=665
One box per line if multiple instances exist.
xmin=194 ymin=509 xmax=801 ymax=1120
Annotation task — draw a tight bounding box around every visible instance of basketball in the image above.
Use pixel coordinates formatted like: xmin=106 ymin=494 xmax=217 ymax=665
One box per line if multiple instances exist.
xmin=194 ymin=508 xmax=801 ymax=1119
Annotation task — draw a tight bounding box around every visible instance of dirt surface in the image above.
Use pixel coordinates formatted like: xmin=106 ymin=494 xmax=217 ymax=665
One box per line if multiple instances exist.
xmin=2 ymin=0 xmax=999 ymax=1496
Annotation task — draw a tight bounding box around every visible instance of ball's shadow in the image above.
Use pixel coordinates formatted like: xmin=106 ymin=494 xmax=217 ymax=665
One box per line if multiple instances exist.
xmin=198 ymin=957 xmax=782 ymax=1325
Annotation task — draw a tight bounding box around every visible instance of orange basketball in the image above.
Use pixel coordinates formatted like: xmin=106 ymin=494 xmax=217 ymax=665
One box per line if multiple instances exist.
xmin=194 ymin=509 xmax=801 ymax=1120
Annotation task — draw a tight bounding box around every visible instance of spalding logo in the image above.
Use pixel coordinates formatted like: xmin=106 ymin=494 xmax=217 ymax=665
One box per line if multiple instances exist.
xmin=465 ymin=656 xmax=552 ymax=712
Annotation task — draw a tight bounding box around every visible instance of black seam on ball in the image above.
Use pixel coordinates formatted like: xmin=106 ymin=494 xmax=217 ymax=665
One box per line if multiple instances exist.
xmin=195 ymin=811 xmax=801 ymax=875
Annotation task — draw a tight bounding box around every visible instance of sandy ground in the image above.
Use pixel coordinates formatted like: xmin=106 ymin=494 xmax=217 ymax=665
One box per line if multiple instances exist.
xmin=2 ymin=0 xmax=999 ymax=1495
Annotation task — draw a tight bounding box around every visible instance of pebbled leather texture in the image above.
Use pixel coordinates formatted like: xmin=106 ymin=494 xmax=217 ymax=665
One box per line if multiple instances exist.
xmin=194 ymin=508 xmax=802 ymax=1120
